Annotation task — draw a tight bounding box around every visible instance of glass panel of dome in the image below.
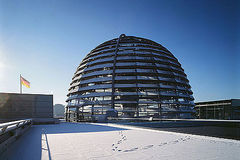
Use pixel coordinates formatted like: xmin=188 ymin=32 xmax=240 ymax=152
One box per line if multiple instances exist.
xmin=66 ymin=35 xmax=194 ymax=121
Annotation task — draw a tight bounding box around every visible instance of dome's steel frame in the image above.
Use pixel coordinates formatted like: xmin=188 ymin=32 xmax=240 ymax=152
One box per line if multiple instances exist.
xmin=66 ymin=34 xmax=194 ymax=121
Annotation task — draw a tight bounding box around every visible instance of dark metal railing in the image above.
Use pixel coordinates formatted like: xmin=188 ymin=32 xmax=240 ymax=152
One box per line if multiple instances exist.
xmin=0 ymin=119 xmax=32 ymax=136
xmin=0 ymin=119 xmax=32 ymax=155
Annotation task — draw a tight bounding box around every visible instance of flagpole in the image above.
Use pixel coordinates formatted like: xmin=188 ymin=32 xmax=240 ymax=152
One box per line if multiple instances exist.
xmin=20 ymin=74 xmax=22 ymax=94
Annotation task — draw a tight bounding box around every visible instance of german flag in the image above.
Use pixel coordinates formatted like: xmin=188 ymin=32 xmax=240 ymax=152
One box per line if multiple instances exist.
xmin=20 ymin=76 xmax=30 ymax=88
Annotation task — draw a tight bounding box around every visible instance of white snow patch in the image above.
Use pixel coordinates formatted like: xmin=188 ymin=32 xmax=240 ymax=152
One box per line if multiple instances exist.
xmin=1 ymin=122 xmax=239 ymax=160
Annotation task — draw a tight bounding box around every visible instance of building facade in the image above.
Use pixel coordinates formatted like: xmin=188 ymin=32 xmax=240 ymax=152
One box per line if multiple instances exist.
xmin=0 ymin=93 xmax=53 ymax=119
xmin=195 ymin=99 xmax=240 ymax=120
xmin=66 ymin=34 xmax=194 ymax=121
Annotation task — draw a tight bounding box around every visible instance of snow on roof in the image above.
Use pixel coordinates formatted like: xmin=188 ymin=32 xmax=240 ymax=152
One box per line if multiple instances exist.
xmin=1 ymin=122 xmax=240 ymax=160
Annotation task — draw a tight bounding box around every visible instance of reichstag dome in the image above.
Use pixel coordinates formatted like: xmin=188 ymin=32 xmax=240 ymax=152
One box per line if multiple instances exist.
xmin=66 ymin=34 xmax=194 ymax=121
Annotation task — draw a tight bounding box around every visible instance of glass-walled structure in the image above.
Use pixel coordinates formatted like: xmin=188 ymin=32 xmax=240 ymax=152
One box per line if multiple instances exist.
xmin=195 ymin=99 xmax=240 ymax=120
xmin=66 ymin=34 xmax=194 ymax=121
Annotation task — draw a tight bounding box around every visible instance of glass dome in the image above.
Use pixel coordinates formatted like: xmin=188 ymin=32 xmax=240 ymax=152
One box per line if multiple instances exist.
xmin=66 ymin=34 xmax=194 ymax=120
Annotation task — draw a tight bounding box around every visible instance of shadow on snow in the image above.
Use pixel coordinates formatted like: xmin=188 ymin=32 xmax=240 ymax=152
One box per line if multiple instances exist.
xmin=1 ymin=122 xmax=128 ymax=160
xmin=40 ymin=122 xmax=128 ymax=134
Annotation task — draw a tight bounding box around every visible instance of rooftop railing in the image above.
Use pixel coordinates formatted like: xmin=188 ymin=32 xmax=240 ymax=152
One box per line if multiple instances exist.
xmin=0 ymin=119 xmax=32 ymax=154
xmin=0 ymin=119 xmax=32 ymax=136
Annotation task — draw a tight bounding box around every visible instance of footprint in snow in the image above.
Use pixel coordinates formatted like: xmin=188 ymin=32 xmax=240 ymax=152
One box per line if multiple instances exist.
xmin=143 ymin=145 xmax=154 ymax=149
xmin=172 ymin=140 xmax=179 ymax=144
xmin=123 ymin=147 xmax=139 ymax=152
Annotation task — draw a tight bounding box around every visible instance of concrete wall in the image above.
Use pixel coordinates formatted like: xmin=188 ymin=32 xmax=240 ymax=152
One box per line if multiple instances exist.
xmin=0 ymin=93 xmax=53 ymax=119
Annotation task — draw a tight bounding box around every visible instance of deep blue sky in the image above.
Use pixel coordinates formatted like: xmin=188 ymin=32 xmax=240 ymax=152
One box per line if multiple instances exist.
xmin=0 ymin=0 xmax=239 ymax=104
